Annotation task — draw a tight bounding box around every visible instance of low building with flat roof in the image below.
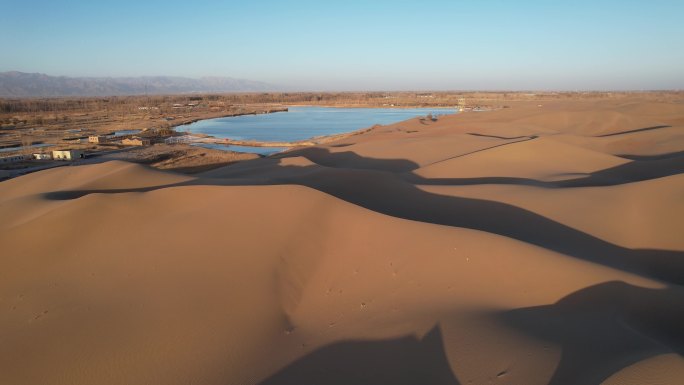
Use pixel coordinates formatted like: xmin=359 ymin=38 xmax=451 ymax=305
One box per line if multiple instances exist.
xmin=122 ymin=137 xmax=151 ymax=146
xmin=88 ymin=135 xmax=108 ymax=144
xmin=33 ymin=153 xmax=52 ymax=160
xmin=52 ymin=149 xmax=84 ymax=161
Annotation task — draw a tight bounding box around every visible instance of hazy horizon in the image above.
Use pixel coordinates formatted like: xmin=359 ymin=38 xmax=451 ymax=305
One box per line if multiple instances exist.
xmin=3 ymin=0 xmax=683 ymax=91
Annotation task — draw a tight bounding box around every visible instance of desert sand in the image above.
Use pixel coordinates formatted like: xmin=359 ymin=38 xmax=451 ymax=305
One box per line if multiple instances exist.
xmin=1 ymin=98 xmax=683 ymax=385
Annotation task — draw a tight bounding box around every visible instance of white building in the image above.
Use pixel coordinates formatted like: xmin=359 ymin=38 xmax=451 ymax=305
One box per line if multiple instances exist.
xmin=52 ymin=149 xmax=84 ymax=161
xmin=33 ymin=153 xmax=52 ymax=160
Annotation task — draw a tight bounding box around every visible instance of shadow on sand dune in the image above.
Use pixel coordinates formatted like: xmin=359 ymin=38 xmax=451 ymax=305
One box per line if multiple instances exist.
xmin=256 ymin=282 xmax=684 ymax=385
xmin=281 ymin=146 xmax=419 ymax=172
xmin=272 ymin=149 xmax=684 ymax=284
xmin=466 ymin=132 xmax=537 ymax=140
xmin=258 ymin=327 xmax=460 ymax=385
xmin=40 ymin=148 xmax=684 ymax=284
xmin=596 ymin=125 xmax=671 ymax=137
xmin=497 ymin=281 xmax=684 ymax=385
xmin=401 ymin=148 xmax=684 ymax=187
xmin=42 ymin=184 xmax=192 ymax=200
xmin=31 ymin=142 xmax=684 ymax=385
xmin=618 ymin=150 xmax=684 ymax=161
xmin=285 ymin=146 xmax=684 ymax=187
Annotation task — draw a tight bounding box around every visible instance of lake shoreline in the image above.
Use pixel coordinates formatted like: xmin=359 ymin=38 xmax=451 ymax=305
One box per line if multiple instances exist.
xmin=183 ymin=123 xmax=378 ymax=149
xmin=285 ymin=104 xmax=459 ymax=109
xmin=175 ymin=106 xmax=459 ymax=154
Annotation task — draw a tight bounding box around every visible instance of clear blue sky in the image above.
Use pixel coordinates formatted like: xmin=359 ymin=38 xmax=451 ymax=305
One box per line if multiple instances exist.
xmin=2 ymin=0 xmax=683 ymax=90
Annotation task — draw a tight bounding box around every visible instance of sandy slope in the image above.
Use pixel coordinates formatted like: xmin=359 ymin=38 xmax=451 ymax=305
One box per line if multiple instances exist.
xmin=1 ymin=98 xmax=683 ymax=385
xmin=412 ymin=136 xmax=630 ymax=181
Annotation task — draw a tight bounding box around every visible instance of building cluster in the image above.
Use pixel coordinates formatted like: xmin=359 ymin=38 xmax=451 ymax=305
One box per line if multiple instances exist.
xmin=2 ymin=123 xmax=168 ymax=169
xmin=0 ymin=149 xmax=85 ymax=164
xmin=2 ymin=124 xmax=162 ymax=170
xmin=88 ymin=135 xmax=152 ymax=146
xmin=121 ymin=137 xmax=151 ymax=146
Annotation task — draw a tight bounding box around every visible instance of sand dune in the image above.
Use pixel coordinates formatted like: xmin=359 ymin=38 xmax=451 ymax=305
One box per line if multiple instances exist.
xmin=1 ymin=98 xmax=683 ymax=384
xmin=419 ymin=173 xmax=684 ymax=251
xmin=412 ymin=137 xmax=630 ymax=181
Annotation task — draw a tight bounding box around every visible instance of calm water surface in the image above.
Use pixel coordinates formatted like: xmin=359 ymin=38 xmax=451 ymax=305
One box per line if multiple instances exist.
xmin=181 ymin=106 xmax=456 ymax=155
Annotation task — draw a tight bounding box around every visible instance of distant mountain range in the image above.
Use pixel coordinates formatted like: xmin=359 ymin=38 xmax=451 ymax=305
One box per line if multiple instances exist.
xmin=0 ymin=71 xmax=278 ymax=97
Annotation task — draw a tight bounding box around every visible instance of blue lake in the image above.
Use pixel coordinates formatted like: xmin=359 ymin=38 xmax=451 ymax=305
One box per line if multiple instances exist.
xmin=179 ymin=106 xmax=456 ymax=155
